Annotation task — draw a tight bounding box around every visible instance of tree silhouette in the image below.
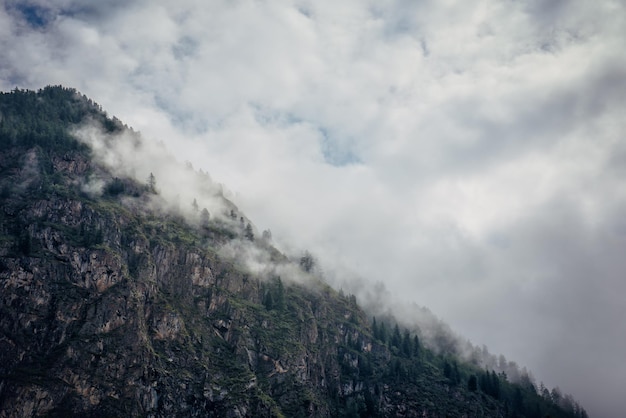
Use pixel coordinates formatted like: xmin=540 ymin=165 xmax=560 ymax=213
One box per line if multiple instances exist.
xmin=468 ymin=375 xmax=478 ymax=392
xmin=147 ymin=172 xmax=157 ymax=194
xmin=244 ymin=223 xmax=254 ymax=241
xmin=200 ymin=208 xmax=210 ymax=227
xmin=299 ymin=251 xmax=315 ymax=273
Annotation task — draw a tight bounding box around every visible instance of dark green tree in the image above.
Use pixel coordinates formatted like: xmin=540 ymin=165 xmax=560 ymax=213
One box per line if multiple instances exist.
xmin=105 ymin=178 xmax=125 ymax=196
xmin=468 ymin=375 xmax=478 ymax=392
xmin=402 ymin=329 xmax=412 ymax=357
xmin=480 ymin=371 xmax=490 ymax=394
xmin=512 ymin=387 xmax=524 ymax=414
xmin=413 ymin=335 xmax=421 ymax=357
xmin=372 ymin=317 xmax=379 ymax=340
xmin=379 ymin=322 xmax=387 ymax=345
xmin=263 ymin=289 xmax=274 ymax=310
xmin=491 ymin=370 xmax=500 ymax=399
xmin=200 ymin=208 xmax=210 ymax=227
xmin=443 ymin=361 xmax=452 ymax=380
xmin=244 ymin=223 xmax=254 ymax=241
xmin=299 ymin=251 xmax=315 ymax=273
xmin=147 ymin=172 xmax=157 ymax=194
xmin=275 ymin=277 xmax=285 ymax=311
xmin=391 ymin=324 xmax=401 ymax=349
xmin=452 ymin=361 xmax=460 ymax=385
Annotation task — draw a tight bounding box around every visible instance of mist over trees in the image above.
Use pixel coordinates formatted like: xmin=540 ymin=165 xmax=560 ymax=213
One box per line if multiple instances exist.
xmin=366 ymin=313 xmax=587 ymax=418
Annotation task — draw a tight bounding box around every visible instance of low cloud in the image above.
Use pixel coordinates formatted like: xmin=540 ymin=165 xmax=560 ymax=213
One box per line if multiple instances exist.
xmin=74 ymin=122 xmax=230 ymax=222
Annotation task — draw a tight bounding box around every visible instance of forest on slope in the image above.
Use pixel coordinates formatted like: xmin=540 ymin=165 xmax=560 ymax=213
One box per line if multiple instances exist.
xmin=0 ymin=86 xmax=587 ymax=417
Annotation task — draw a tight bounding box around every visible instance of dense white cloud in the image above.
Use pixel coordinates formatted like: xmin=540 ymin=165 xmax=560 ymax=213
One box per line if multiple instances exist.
xmin=2 ymin=0 xmax=626 ymax=415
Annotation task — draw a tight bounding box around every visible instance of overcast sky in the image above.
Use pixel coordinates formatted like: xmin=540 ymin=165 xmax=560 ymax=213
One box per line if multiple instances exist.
xmin=2 ymin=0 xmax=625 ymax=416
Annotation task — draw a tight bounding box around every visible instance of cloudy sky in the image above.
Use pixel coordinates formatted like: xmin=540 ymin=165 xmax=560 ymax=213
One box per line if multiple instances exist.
xmin=1 ymin=0 xmax=625 ymax=415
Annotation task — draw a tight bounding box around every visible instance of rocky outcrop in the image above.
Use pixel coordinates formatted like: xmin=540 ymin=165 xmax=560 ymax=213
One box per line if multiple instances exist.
xmin=0 ymin=156 xmax=358 ymax=416
xmin=1 ymin=165 xmax=482 ymax=416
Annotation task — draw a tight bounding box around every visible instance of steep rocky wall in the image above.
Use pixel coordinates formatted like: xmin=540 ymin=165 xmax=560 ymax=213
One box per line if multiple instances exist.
xmin=1 ymin=191 xmax=504 ymax=417
xmin=0 ymin=169 xmax=373 ymax=417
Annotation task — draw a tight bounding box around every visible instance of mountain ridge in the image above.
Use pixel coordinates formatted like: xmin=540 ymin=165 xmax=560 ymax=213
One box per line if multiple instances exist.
xmin=0 ymin=86 xmax=587 ymax=417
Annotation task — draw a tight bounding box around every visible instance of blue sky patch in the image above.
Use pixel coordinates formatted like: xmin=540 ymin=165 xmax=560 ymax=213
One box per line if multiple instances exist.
xmin=15 ymin=3 xmax=51 ymax=29
xmin=319 ymin=128 xmax=361 ymax=166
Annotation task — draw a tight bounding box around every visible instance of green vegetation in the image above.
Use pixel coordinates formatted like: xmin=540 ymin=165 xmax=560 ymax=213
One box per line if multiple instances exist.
xmin=0 ymin=85 xmax=121 ymax=153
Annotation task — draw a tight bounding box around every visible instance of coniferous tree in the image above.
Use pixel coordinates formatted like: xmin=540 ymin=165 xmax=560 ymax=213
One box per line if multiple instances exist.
xmin=263 ymin=290 xmax=274 ymax=310
xmin=147 ymin=172 xmax=157 ymax=194
xmin=299 ymin=251 xmax=315 ymax=273
xmin=105 ymin=178 xmax=125 ymax=196
xmin=391 ymin=324 xmax=401 ymax=349
xmin=275 ymin=277 xmax=285 ymax=311
xmin=551 ymin=387 xmax=562 ymax=405
xmin=512 ymin=387 xmax=524 ymax=414
xmin=452 ymin=362 xmax=461 ymax=385
xmin=244 ymin=223 xmax=254 ymax=241
xmin=379 ymin=322 xmax=387 ymax=345
xmin=402 ymin=330 xmax=412 ymax=357
xmin=372 ymin=317 xmax=379 ymax=340
xmin=480 ymin=371 xmax=490 ymax=394
xmin=491 ymin=370 xmax=500 ymax=399
xmin=413 ymin=335 xmax=421 ymax=357
xmin=200 ymin=208 xmax=210 ymax=227
xmin=468 ymin=375 xmax=478 ymax=392
xmin=443 ymin=361 xmax=452 ymax=380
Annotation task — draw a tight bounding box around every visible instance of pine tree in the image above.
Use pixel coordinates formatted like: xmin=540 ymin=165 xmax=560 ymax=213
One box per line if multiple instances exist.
xmin=275 ymin=277 xmax=285 ymax=311
xmin=413 ymin=335 xmax=421 ymax=357
xmin=452 ymin=362 xmax=460 ymax=385
xmin=263 ymin=290 xmax=274 ymax=310
xmin=372 ymin=317 xmax=379 ymax=340
xmin=379 ymin=322 xmax=387 ymax=345
xmin=299 ymin=251 xmax=315 ymax=273
xmin=200 ymin=208 xmax=210 ymax=227
xmin=244 ymin=223 xmax=254 ymax=241
xmin=391 ymin=324 xmax=401 ymax=349
xmin=468 ymin=375 xmax=478 ymax=392
xmin=402 ymin=330 xmax=412 ymax=357
xmin=443 ymin=361 xmax=452 ymax=379
xmin=491 ymin=371 xmax=500 ymax=399
xmin=147 ymin=172 xmax=157 ymax=194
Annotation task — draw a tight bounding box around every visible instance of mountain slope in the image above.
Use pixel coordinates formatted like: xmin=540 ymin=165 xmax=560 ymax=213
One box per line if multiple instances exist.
xmin=0 ymin=86 xmax=587 ymax=417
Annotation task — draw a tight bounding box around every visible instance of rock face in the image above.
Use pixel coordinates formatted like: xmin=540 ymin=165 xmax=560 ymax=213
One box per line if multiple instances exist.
xmin=0 ymin=180 xmax=388 ymax=417
xmin=0 ymin=87 xmax=586 ymax=418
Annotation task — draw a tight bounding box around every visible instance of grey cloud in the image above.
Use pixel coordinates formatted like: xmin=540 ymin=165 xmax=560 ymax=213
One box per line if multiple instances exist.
xmin=484 ymin=193 xmax=626 ymax=416
xmin=2 ymin=0 xmax=625 ymax=416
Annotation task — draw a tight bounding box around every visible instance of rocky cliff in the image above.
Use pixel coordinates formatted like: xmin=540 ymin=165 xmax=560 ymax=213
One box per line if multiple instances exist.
xmin=0 ymin=86 xmax=587 ymax=417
